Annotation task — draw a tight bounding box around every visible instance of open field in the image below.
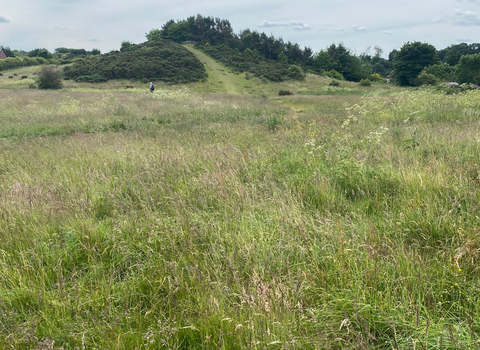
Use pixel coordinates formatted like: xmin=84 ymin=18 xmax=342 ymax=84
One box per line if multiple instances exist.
xmin=0 ymin=67 xmax=480 ymax=349
xmin=0 ymin=60 xmax=404 ymax=98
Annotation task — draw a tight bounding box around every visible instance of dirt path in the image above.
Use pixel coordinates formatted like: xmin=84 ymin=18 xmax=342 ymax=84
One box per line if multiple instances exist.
xmin=184 ymin=45 xmax=240 ymax=94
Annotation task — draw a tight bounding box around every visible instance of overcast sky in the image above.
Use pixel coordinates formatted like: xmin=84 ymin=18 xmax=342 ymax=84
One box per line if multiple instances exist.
xmin=0 ymin=0 xmax=479 ymax=56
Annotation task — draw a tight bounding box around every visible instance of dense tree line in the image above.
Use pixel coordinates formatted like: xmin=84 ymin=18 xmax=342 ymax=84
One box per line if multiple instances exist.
xmin=390 ymin=41 xmax=480 ymax=86
xmin=438 ymin=43 xmax=480 ymax=66
xmin=62 ymin=39 xmax=206 ymax=83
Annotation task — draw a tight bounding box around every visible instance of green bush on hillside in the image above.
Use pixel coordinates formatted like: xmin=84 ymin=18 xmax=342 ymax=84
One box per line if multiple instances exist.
xmin=323 ymin=69 xmax=344 ymax=80
xmin=63 ymin=39 xmax=206 ymax=83
xmin=359 ymin=78 xmax=372 ymax=86
xmin=74 ymin=74 xmax=108 ymax=83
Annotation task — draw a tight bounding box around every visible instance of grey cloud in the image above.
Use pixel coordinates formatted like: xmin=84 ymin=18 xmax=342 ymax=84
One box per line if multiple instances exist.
xmin=438 ymin=9 xmax=480 ymax=26
xmin=352 ymin=25 xmax=367 ymax=31
xmin=384 ymin=30 xmax=393 ymax=35
xmin=258 ymin=20 xmax=311 ymax=30
xmin=457 ymin=36 xmax=472 ymax=42
xmin=0 ymin=16 xmax=10 ymax=23
xmin=54 ymin=26 xmax=68 ymax=30
xmin=453 ymin=9 xmax=480 ymax=26
xmin=455 ymin=0 xmax=480 ymax=3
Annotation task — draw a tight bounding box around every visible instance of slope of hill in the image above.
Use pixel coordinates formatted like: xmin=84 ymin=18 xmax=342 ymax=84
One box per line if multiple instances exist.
xmin=62 ymin=39 xmax=206 ymax=83
xmin=199 ymin=44 xmax=304 ymax=82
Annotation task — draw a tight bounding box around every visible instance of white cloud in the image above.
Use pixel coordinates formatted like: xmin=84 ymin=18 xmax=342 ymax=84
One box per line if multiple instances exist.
xmin=258 ymin=20 xmax=311 ymax=30
xmin=54 ymin=26 xmax=68 ymax=30
xmin=455 ymin=0 xmax=480 ymax=3
xmin=0 ymin=16 xmax=9 ymax=23
xmin=352 ymin=25 xmax=367 ymax=31
xmin=457 ymin=36 xmax=472 ymax=42
xmin=384 ymin=30 xmax=393 ymax=35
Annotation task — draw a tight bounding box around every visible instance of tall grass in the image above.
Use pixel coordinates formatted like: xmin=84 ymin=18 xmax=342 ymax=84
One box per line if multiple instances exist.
xmin=0 ymin=87 xmax=479 ymax=349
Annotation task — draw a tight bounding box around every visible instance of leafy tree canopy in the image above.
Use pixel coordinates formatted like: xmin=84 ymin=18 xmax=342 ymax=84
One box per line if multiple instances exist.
xmin=28 ymin=48 xmax=53 ymax=59
xmin=456 ymin=53 xmax=480 ymax=84
xmin=438 ymin=43 xmax=480 ymax=66
xmin=1 ymin=46 xmax=15 ymax=57
xmin=393 ymin=42 xmax=440 ymax=86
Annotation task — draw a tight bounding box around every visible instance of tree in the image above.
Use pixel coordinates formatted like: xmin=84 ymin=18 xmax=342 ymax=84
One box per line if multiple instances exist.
xmin=1 ymin=46 xmax=15 ymax=57
xmin=393 ymin=42 xmax=439 ymax=86
xmin=438 ymin=43 xmax=480 ymax=66
xmin=422 ymin=63 xmax=455 ymax=82
xmin=28 ymin=48 xmax=53 ymax=59
xmin=37 ymin=66 xmax=63 ymax=89
xmin=456 ymin=53 xmax=480 ymax=84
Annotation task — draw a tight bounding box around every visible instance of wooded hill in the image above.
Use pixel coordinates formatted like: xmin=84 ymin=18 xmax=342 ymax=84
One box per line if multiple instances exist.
xmin=62 ymin=39 xmax=206 ymax=83
xmin=146 ymin=15 xmax=480 ymax=85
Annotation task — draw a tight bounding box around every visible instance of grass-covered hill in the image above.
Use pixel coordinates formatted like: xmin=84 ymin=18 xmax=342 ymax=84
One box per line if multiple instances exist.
xmin=62 ymin=39 xmax=206 ymax=83
xmin=200 ymin=44 xmax=304 ymax=82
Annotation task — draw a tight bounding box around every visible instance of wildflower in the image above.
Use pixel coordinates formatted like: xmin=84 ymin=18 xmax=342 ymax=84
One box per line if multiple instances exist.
xmin=458 ymin=269 xmax=462 ymax=272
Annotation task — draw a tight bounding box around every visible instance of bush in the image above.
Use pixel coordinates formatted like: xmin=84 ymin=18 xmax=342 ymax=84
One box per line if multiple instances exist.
xmin=323 ymin=69 xmax=344 ymax=80
xmin=416 ymin=71 xmax=438 ymax=86
xmin=266 ymin=115 xmax=281 ymax=130
xmin=37 ymin=66 xmax=63 ymax=89
xmin=63 ymin=39 xmax=206 ymax=84
xmin=359 ymin=79 xmax=371 ymax=86
xmin=278 ymin=90 xmax=293 ymax=96
xmin=329 ymin=79 xmax=340 ymax=87
xmin=74 ymin=74 xmax=108 ymax=83
xmin=369 ymin=73 xmax=384 ymax=82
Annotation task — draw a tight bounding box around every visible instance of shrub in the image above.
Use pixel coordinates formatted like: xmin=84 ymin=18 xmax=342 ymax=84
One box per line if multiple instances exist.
xmin=329 ymin=79 xmax=340 ymax=87
xmin=63 ymin=39 xmax=206 ymax=84
xmin=323 ymin=69 xmax=344 ymax=80
xmin=287 ymin=65 xmax=304 ymax=80
xmin=416 ymin=71 xmax=438 ymax=86
xmin=359 ymin=79 xmax=371 ymax=86
xmin=369 ymin=73 xmax=384 ymax=82
xmin=74 ymin=74 xmax=108 ymax=83
xmin=20 ymin=76 xmax=28 ymax=79
xmin=37 ymin=66 xmax=63 ymax=89
xmin=278 ymin=90 xmax=293 ymax=96
xmin=266 ymin=115 xmax=281 ymax=130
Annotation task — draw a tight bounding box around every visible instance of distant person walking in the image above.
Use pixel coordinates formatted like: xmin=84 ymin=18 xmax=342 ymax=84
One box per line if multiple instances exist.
xmin=149 ymin=82 xmax=155 ymax=93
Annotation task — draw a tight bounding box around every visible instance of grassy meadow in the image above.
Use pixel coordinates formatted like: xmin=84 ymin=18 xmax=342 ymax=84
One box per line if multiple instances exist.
xmin=0 ymin=66 xmax=480 ymax=349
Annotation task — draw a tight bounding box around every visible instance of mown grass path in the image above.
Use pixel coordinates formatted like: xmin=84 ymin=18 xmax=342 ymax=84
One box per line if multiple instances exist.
xmin=184 ymin=45 xmax=241 ymax=94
